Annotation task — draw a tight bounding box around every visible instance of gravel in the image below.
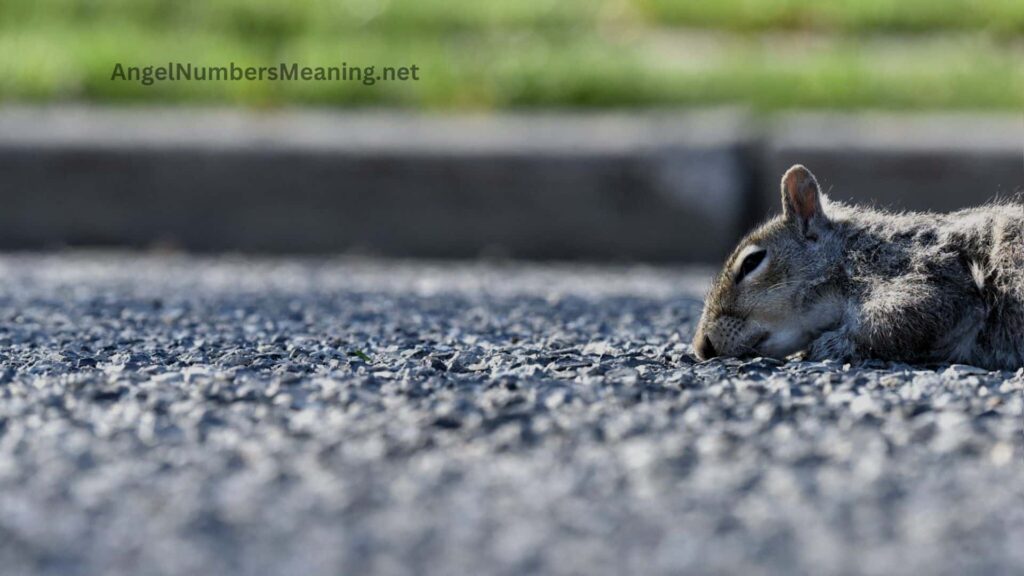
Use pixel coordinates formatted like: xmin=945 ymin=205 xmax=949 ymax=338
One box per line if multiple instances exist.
xmin=0 ymin=254 xmax=1020 ymax=576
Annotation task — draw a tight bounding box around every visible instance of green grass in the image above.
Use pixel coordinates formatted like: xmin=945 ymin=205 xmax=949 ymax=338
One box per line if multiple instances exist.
xmin=641 ymin=0 xmax=1024 ymax=34
xmin=5 ymin=0 xmax=1024 ymax=33
xmin=1 ymin=0 xmax=1022 ymax=111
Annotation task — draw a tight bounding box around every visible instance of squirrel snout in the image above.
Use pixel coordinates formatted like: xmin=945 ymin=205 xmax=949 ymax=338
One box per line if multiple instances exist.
xmin=694 ymin=334 xmax=718 ymax=360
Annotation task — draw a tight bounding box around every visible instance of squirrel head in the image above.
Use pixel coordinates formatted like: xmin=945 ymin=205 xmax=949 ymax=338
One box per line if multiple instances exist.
xmin=693 ymin=165 xmax=845 ymax=361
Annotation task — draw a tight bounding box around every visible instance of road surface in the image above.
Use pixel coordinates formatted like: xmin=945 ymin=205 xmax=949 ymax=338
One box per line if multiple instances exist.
xmin=0 ymin=254 xmax=1020 ymax=575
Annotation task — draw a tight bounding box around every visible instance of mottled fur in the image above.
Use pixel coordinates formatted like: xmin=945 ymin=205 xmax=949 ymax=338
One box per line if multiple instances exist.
xmin=693 ymin=165 xmax=1024 ymax=370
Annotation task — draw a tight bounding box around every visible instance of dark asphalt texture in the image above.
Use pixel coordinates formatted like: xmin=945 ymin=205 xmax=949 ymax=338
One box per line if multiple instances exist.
xmin=0 ymin=254 xmax=1020 ymax=576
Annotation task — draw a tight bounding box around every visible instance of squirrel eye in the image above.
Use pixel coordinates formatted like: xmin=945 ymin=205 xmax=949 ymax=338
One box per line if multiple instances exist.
xmin=735 ymin=249 xmax=767 ymax=283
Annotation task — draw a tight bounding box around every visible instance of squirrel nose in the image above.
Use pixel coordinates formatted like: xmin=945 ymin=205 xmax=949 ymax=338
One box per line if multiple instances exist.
xmin=695 ymin=335 xmax=718 ymax=360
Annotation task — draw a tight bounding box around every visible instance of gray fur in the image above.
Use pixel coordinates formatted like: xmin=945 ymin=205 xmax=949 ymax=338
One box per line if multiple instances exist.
xmin=693 ymin=164 xmax=1024 ymax=370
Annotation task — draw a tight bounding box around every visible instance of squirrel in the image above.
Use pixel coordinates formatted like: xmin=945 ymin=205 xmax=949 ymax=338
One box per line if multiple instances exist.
xmin=693 ymin=164 xmax=1024 ymax=370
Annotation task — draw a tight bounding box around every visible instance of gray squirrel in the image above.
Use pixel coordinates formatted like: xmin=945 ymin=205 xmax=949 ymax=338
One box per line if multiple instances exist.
xmin=693 ymin=164 xmax=1024 ymax=370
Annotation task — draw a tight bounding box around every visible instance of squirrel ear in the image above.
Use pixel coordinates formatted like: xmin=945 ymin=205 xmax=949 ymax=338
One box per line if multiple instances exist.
xmin=780 ymin=164 xmax=828 ymax=239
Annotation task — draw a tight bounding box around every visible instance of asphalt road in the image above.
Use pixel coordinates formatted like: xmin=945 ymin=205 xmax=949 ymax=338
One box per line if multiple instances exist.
xmin=0 ymin=254 xmax=1020 ymax=576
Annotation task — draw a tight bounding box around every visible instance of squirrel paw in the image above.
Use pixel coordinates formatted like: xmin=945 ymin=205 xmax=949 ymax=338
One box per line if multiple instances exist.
xmin=807 ymin=330 xmax=857 ymax=363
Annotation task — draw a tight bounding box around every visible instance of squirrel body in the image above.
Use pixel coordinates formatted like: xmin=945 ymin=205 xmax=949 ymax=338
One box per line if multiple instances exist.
xmin=693 ymin=165 xmax=1024 ymax=370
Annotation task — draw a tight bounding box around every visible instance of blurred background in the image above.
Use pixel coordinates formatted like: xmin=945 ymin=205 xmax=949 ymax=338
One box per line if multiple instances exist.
xmin=0 ymin=0 xmax=1021 ymax=261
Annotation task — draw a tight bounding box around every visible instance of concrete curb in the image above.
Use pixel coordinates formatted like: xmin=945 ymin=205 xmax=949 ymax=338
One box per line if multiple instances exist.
xmin=0 ymin=107 xmax=1020 ymax=261
xmin=761 ymin=112 xmax=1024 ymax=218
xmin=0 ymin=107 xmax=751 ymax=262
